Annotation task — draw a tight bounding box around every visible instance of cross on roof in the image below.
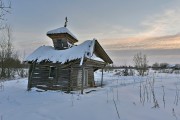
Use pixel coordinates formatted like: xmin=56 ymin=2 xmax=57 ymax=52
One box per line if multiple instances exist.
xmin=64 ymin=17 xmax=68 ymax=27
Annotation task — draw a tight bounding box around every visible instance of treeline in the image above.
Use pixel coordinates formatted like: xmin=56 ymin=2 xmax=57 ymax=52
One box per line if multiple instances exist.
xmin=105 ymin=52 xmax=180 ymax=76
xmin=0 ymin=25 xmax=28 ymax=79
xmin=106 ymin=63 xmax=180 ymax=70
xmin=152 ymin=63 xmax=180 ymax=70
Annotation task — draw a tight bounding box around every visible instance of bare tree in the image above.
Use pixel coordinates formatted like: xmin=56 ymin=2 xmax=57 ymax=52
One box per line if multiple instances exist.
xmin=0 ymin=0 xmax=11 ymax=29
xmin=133 ymin=52 xmax=148 ymax=76
xmin=0 ymin=25 xmax=18 ymax=79
xmin=0 ymin=25 xmax=25 ymax=79
xmin=4 ymin=25 xmax=12 ymax=77
xmin=0 ymin=38 xmax=6 ymax=78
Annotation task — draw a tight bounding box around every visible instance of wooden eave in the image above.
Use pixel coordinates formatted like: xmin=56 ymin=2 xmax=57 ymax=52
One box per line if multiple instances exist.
xmin=85 ymin=58 xmax=106 ymax=68
xmin=47 ymin=33 xmax=78 ymax=44
xmin=94 ymin=40 xmax=113 ymax=64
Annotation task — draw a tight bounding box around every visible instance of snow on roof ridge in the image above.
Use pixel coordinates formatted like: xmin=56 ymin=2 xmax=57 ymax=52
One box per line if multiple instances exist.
xmin=47 ymin=27 xmax=77 ymax=40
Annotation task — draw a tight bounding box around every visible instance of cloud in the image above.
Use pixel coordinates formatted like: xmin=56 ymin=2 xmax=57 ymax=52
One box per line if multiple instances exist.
xmin=100 ymin=33 xmax=180 ymax=50
xmin=139 ymin=8 xmax=180 ymax=37
xmin=77 ymin=23 xmax=136 ymax=41
xmin=98 ymin=6 xmax=180 ymax=51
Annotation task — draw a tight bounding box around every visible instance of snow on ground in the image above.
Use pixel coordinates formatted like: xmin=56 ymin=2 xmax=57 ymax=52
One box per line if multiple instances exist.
xmin=0 ymin=70 xmax=180 ymax=120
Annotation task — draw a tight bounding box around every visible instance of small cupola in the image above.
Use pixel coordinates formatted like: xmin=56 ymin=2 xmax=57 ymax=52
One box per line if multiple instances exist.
xmin=47 ymin=17 xmax=78 ymax=50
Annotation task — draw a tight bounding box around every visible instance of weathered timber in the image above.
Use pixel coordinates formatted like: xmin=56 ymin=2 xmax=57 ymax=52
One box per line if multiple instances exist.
xmin=101 ymin=68 xmax=104 ymax=87
xmin=27 ymin=64 xmax=33 ymax=91
xmin=47 ymin=33 xmax=78 ymax=44
xmin=27 ymin=58 xmax=106 ymax=91
xmin=81 ymin=66 xmax=84 ymax=94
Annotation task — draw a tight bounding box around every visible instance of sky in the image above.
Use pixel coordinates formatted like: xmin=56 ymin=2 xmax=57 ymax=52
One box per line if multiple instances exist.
xmin=4 ymin=0 xmax=180 ymax=65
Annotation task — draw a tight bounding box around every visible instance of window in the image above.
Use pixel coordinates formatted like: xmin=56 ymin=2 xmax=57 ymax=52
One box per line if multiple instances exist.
xmin=49 ymin=66 xmax=56 ymax=78
xmin=62 ymin=39 xmax=68 ymax=48
xmin=58 ymin=39 xmax=68 ymax=49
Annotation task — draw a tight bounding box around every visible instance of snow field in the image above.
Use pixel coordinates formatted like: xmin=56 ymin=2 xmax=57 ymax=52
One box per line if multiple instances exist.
xmin=0 ymin=70 xmax=180 ymax=120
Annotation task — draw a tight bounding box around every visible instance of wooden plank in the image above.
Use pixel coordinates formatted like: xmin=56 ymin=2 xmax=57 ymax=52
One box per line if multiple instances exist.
xmin=27 ymin=64 xmax=33 ymax=91
xmin=81 ymin=67 xmax=84 ymax=94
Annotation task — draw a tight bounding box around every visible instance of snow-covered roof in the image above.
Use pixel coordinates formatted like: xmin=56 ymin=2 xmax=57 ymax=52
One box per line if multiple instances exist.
xmin=25 ymin=40 xmax=104 ymax=64
xmin=47 ymin=27 xmax=77 ymax=40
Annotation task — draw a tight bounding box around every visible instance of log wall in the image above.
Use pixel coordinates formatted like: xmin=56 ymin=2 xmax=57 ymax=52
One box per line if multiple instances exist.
xmin=28 ymin=62 xmax=95 ymax=91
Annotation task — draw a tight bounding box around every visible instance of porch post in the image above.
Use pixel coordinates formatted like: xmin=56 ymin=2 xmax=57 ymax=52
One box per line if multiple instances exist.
xmin=101 ymin=68 xmax=104 ymax=87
